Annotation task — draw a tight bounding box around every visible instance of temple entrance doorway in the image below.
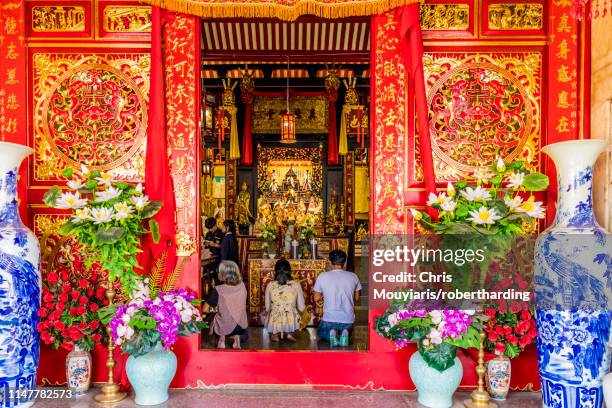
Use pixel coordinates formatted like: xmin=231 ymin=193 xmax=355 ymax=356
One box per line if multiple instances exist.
xmin=197 ymin=17 xmax=372 ymax=351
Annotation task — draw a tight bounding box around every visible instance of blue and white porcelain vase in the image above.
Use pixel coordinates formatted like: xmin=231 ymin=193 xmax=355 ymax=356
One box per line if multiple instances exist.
xmin=0 ymin=142 xmax=41 ymax=408
xmin=535 ymin=139 xmax=612 ymax=408
xmin=126 ymin=342 xmax=177 ymax=405
xmin=409 ymin=351 xmax=463 ymax=408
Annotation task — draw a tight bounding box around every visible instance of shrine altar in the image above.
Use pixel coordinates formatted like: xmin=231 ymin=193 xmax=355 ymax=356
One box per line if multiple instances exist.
xmin=248 ymin=258 xmax=326 ymax=325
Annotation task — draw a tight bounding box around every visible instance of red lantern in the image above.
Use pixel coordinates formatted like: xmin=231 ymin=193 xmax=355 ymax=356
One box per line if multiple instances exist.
xmin=280 ymin=112 xmax=296 ymax=144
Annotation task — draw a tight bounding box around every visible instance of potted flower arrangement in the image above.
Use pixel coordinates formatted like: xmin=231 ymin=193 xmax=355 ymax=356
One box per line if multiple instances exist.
xmin=297 ymin=215 xmax=317 ymax=258
xmin=258 ymin=224 xmax=277 ymax=258
xmin=376 ymin=305 xmax=484 ymax=408
xmin=481 ymin=308 xmax=537 ymax=400
xmin=43 ymin=166 xmax=162 ymax=294
xmin=37 ymin=245 xmax=107 ymax=395
xmin=99 ymin=280 xmax=206 ymax=406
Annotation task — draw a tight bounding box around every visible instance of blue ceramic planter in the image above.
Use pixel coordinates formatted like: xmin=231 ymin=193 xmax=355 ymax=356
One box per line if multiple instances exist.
xmin=535 ymin=140 xmax=612 ymax=408
xmin=0 ymin=143 xmax=40 ymax=408
xmin=409 ymin=351 xmax=463 ymax=408
xmin=126 ymin=343 xmax=177 ymax=406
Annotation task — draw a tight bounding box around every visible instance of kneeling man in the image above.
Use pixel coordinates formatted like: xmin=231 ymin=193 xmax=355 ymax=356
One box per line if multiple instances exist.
xmin=313 ymin=250 xmax=362 ymax=347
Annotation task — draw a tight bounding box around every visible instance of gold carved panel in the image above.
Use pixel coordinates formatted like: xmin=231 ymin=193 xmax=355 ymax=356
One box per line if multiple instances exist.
xmin=103 ymin=6 xmax=152 ymax=32
xmin=488 ymin=4 xmax=543 ymax=30
xmin=32 ymin=54 xmax=150 ymax=181
xmin=420 ymin=4 xmax=470 ymax=31
xmin=32 ymin=6 xmax=86 ymax=32
xmin=418 ymin=53 xmax=542 ymax=182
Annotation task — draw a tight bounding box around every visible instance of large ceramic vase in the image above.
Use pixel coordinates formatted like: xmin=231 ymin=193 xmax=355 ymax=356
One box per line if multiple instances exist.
xmin=0 ymin=143 xmax=41 ymax=408
xmin=535 ymin=140 xmax=612 ymax=408
xmin=409 ymin=351 xmax=463 ymax=408
xmin=126 ymin=342 xmax=177 ymax=405
xmin=65 ymin=345 xmax=91 ymax=396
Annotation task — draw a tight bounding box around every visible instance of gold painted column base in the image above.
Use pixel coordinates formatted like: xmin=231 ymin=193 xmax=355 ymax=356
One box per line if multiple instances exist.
xmin=93 ymin=383 xmax=127 ymax=404
xmin=463 ymin=390 xmax=497 ymax=408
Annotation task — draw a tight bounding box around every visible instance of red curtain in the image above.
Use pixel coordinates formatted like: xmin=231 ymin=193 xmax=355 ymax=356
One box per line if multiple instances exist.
xmin=241 ymin=95 xmax=253 ymax=166
xmin=399 ymin=3 xmax=437 ymax=207
xmin=327 ymin=92 xmax=339 ymax=165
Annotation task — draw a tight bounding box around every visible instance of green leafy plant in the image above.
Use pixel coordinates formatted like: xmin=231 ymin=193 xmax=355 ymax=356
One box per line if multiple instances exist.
xmin=43 ymin=166 xmax=162 ymax=294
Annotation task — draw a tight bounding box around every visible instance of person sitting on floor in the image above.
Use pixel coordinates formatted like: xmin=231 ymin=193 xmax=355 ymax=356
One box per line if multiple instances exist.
xmin=313 ymin=250 xmax=362 ymax=347
xmin=264 ymin=259 xmax=305 ymax=342
xmin=203 ymin=260 xmax=248 ymax=349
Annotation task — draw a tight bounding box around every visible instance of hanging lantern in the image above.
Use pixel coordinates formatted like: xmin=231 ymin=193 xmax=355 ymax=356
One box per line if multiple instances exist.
xmin=280 ymin=57 xmax=296 ymax=144
xmin=280 ymin=112 xmax=296 ymax=144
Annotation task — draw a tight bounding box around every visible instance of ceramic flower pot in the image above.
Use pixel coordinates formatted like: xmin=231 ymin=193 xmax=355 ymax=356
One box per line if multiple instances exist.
xmin=604 ymin=370 xmax=612 ymax=408
xmin=0 ymin=142 xmax=40 ymax=408
xmin=65 ymin=345 xmax=91 ymax=396
xmin=535 ymin=140 xmax=612 ymax=408
xmin=409 ymin=351 xmax=463 ymax=408
xmin=486 ymin=352 xmax=511 ymax=400
xmin=126 ymin=342 xmax=177 ymax=405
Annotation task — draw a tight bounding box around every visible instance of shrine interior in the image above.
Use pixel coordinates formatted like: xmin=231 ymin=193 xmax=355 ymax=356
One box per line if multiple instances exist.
xmin=198 ymin=17 xmax=372 ymax=351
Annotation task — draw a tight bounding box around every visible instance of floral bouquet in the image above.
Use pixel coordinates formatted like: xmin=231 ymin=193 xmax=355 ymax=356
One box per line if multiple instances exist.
xmin=43 ymin=166 xmax=162 ymax=294
xmin=376 ymin=303 xmax=484 ymax=371
xmin=483 ymin=308 xmax=537 ymax=358
xmin=257 ymin=224 xmax=277 ymax=244
xmin=37 ymin=258 xmax=107 ymax=352
xmin=99 ymin=280 xmax=207 ymax=357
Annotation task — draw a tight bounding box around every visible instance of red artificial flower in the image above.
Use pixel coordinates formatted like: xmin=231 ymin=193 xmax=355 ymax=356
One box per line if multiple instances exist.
xmin=503 ymin=326 xmax=512 ymax=336
xmin=485 ymin=309 xmax=496 ymax=317
xmin=47 ymin=272 xmax=59 ymax=285
xmin=96 ymin=287 xmax=106 ymax=300
xmin=77 ymin=321 xmax=88 ymax=331
xmin=488 ymin=331 xmax=499 ymax=342
xmin=58 ymin=293 xmax=68 ymax=303
xmin=60 ymin=271 xmax=69 ymax=282
xmin=70 ymin=290 xmax=80 ymax=300
xmin=495 ymin=342 xmax=505 ymax=354
xmin=520 ymin=310 xmax=531 ymax=321
xmin=56 ymin=302 xmax=66 ymax=312
xmin=495 ymin=326 xmax=504 ymax=335
xmin=36 ymin=322 xmax=45 ymax=332
xmin=103 ymin=299 xmax=109 ymax=306
xmin=89 ymin=303 xmax=99 ymax=312
xmin=516 ymin=320 xmax=531 ymax=335
xmin=40 ymin=331 xmax=54 ymax=345
xmin=42 ymin=292 xmax=54 ymax=303
xmin=68 ymin=307 xmax=79 ymax=317
xmin=519 ymin=335 xmax=532 ymax=349
xmin=79 ymin=296 xmax=88 ymax=305
xmin=89 ymin=320 xmax=99 ymax=331
xmin=53 ymin=321 xmax=65 ymax=331
xmin=68 ymin=326 xmax=83 ymax=341
xmin=60 ymin=341 xmax=74 ymax=351
xmin=79 ymin=279 xmax=89 ymax=289
xmin=77 ymin=306 xmax=86 ymax=315
xmin=91 ymin=333 xmax=102 ymax=342
xmin=506 ymin=334 xmax=518 ymax=346
xmin=38 ymin=308 xmax=48 ymax=318
xmin=528 ymin=328 xmax=538 ymax=338
xmin=87 ymin=288 xmax=94 ymax=297
xmin=61 ymin=284 xmax=71 ymax=294
xmin=49 ymin=311 xmax=61 ymax=321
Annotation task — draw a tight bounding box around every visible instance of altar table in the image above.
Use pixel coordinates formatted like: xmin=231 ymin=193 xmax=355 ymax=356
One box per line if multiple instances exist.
xmin=248 ymin=258 xmax=327 ymax=325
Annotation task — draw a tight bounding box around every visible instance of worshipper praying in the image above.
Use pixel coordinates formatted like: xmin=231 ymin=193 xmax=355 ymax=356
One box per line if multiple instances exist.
xmin=220 ymin=219 xmax=239 ymax=264
xmin=313 ymin=250 xmax=362 ymax=347
xmin=264 ymin=259 xmax=306 ymax=342
xmin=203 ymin=260 xmax=248 ymax=349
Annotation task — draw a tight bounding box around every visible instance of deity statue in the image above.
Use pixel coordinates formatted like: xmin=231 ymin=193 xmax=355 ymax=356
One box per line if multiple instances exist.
xmin=302 ymin=170 xmax=313 ymax=191
xmin=213 ymin=199 xmax=225 ymax=221
xmin=236 ymin=182 xmax=253 ymax=226
xmin=284 ymin=222 xmax=296 ymax=254
xmin=273 ymin=201 xmax=285 ymax=227
xmin=356 ymin=223 xmax=368 ymax=242
xmin=254 ymin=197 xmax=272 ymax=232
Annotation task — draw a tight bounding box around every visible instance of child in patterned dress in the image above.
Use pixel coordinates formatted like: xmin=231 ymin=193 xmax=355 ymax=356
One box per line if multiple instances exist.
xmin=264 ymin=259 xmax=305 ymax=342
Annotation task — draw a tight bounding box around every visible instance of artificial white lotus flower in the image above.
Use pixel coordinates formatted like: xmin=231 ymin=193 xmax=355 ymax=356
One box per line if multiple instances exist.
xmin=55 ymin=191 xmax=88 ymax=209
xmin=429 ymin=310 xmax=443 ymax=325
xmin=80 ymin=164 xmax=90 ymax=175
xmin=467 ymin=206 xmax=502 ymax=225
xmin=71 ymin=207 xmax=91 ymax=223
xmin=66 ymin=180 xmax=84 ymax=191
xmin=95 ymin=187 xmax=121 ymax=202
xmin=517 ymin=196 xmax=545 ymax=219
xmin=410 ymin=208 xmax=423 ymax=221
xmin=135 ymin=183 xmax=143 ymax=194
xmin=460 ymin=186 xmax=492 ymax=202
xmin=131 ymin=195 xmax=149 ymax=210
xmin=506 ymin=172 xmax=525 ymax=189
xmin=427 ymin=192 xmax=447 ymax=207
xmin=440 ymin=198 xmax=457 ymax=212
xmin=90 ymin=207 xmax=114 ymax=224
xmin=496 ymin=157 xmax=506 ymax=172
xmin=446 ymin=182 xmax=456 ymax=197
xmin=114 ymin=202 xmax=134 ymax=221
xmin=473 ymin=168 xmax=494 ymax=184
xmin=504 ymin=195 xmax=523 ymax=211
xmin=95 ymin=172 xmax=113 ymax=188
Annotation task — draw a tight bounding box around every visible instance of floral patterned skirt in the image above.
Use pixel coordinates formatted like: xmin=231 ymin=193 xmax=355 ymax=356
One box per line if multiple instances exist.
xmin=265 ymin=306 xmax=301 ymax=334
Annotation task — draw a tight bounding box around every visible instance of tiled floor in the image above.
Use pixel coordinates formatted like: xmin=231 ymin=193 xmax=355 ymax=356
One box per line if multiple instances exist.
xmin=35 ymin=388 xmax=543 ymax=408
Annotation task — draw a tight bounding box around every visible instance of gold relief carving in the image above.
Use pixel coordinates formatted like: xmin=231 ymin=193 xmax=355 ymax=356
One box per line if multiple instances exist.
xmin=32 ymin=6 xmax=86 ymax=32
xmin=420 ymin=4 xmax=470 ymax=31
xmin=420 ymin=53 xmax=542 ymax=181
xmin=488 ymin=4 xmax=543 ymax=30
xmin=32 ymin=54 xmax=150 ymax=181
xmin=176 ymin=230 xmax=196 ymax=257
xmin=103 ymin=6 xmax=152 ymax=33
xmin=33 ymin=214 xmax=69 ymax=265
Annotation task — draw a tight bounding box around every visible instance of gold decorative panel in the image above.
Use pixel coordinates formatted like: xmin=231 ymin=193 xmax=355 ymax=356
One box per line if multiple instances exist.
xmin=419 ymin=53 xmax=542 ymax=182
xmin=420 ymin=4 xmax=470 ymax=31
xmin=488 ymin=4 xmax=543 ymax=30
xmin=103 ymin=6 xmax=152 ymax=32
xmin=32 ymin=54 xmax=150 ymax=181
xmin=32 ymin=6 xmax=86 ymax=32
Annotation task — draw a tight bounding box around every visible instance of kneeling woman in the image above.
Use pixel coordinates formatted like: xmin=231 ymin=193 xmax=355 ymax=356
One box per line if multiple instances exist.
xmin=264 ymin=259 xmax=305 ymax=342
xmin=203 ymin=260 xmax=248 ymax=349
